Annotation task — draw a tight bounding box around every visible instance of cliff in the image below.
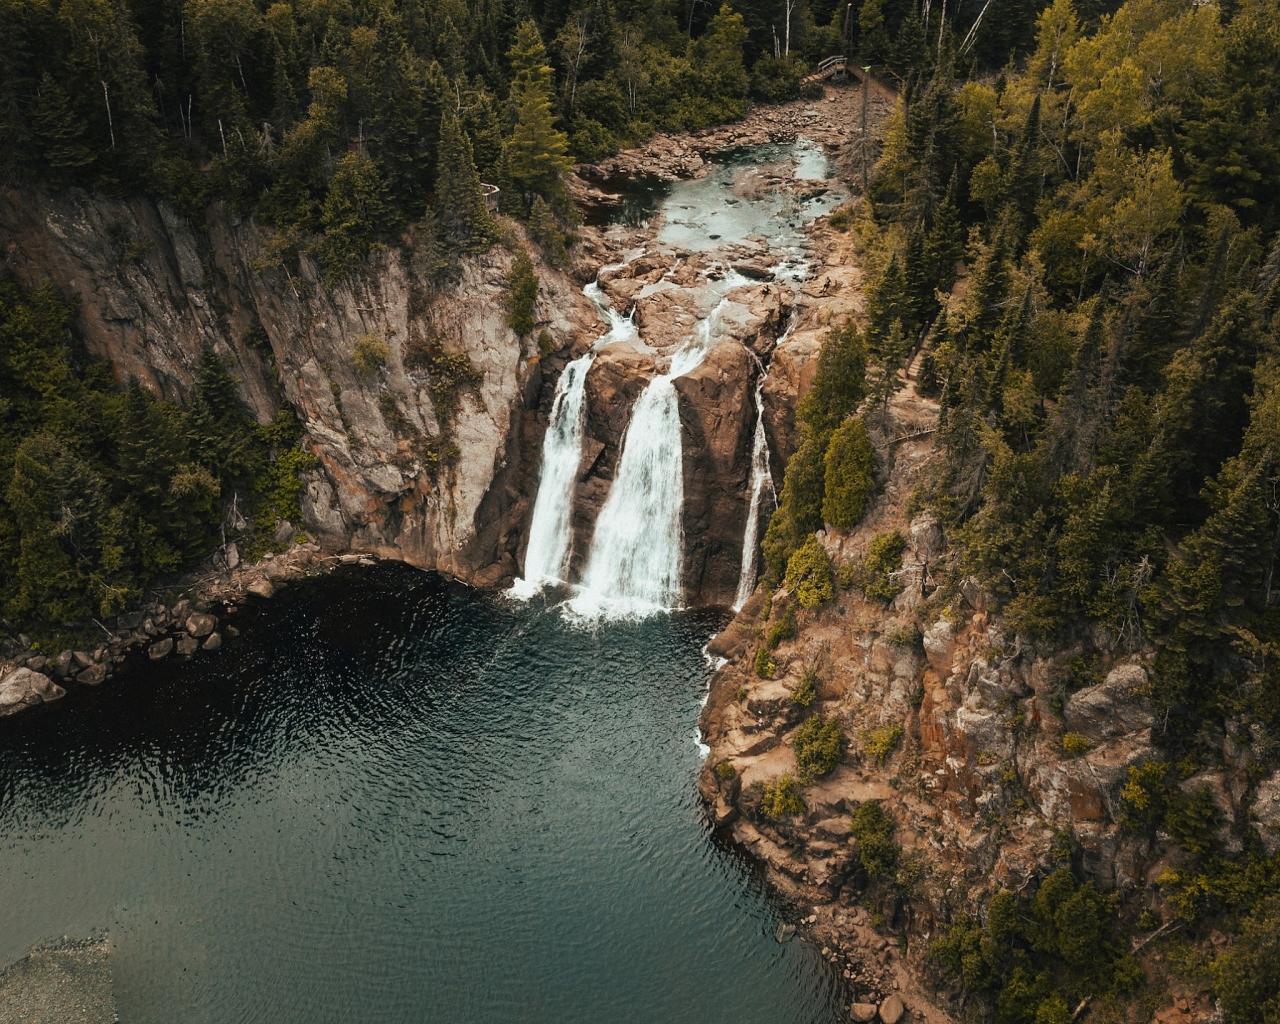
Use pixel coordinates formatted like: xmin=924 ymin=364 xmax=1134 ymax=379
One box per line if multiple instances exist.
xmin=0 ymin=187 xmax=597 ymax=588
xmin=698 ymin=359 xmax=1280 ymax=1023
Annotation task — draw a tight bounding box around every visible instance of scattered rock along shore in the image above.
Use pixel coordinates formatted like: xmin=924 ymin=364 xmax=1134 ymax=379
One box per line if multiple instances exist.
xmin=0 ymin=539 xmax=379 ymax=720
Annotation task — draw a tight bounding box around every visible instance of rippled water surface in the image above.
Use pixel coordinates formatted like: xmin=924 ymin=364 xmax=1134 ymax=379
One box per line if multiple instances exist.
xmin=0 ymin=565 xmax=845 ymax=1023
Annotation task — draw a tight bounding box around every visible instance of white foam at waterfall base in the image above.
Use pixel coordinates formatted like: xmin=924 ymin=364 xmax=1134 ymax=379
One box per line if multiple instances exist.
xmin=568 ymin=284 xmax=742 ymax=620
xmin=509 ymin=277 xmax=638 ymax=600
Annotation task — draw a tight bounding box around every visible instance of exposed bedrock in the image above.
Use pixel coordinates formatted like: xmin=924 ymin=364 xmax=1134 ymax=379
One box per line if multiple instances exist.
xmin=0 ymin=186 xmax=598 ymax=587
xmin=674 ymin=340 xmax=758 ymax=607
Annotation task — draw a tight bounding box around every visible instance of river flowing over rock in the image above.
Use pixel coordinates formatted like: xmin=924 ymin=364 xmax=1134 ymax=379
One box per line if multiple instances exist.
xmin=1 ymin=92 xmax=865 ymax=615
xmin=516 ymin=124 xmax=856 ymax=615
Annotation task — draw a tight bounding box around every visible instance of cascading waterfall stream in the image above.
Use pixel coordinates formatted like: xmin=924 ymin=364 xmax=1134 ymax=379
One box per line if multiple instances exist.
xmin=731 ymin=317 xmax=791 ymax=611
xmin=509 ymin=276 xmax=638 ymax=600
xmin=570 ymin=277 xmax=747 ymax=618
xmin=732 ymin=361 xmax=777 ymax=611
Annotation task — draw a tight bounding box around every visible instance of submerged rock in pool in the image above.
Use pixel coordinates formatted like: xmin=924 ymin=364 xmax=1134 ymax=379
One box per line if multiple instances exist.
xmin=0 ymin=937 xmax=116 ymax=1024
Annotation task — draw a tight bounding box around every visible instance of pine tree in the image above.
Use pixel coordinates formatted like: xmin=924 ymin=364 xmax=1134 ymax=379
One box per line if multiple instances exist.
xmin=434 ymin=108 xmax=495 ymax=251
xmin=865 ymin=254 xmax=906 ymax=354
xmin=1041 ymin=295 xmax=1107 ymax=476
xmin=31 ymin=73 xmax=95 ymax=177
xmin=369 ymin=49 xmax=443 ymax=217
xmin=313 ymin=150 xmax=395 ymax=280
xmin=823 ymin=417 xmax=876 ymax=530
xmin=798 ymin=321 xmax=869 ymax=437
xmin=188 ymin=344 xmax=259 ymax=483
xmin=505 ymin=19 xmax=571 ymax=211
xmin=859 ymin=0 xmax=891 ymax=66
xmin=902 ymin=228 xmax=935 ymax=337
xmin=1005 ymin=93 xmax=1043 ymax=235
xmin=922 ymin=174 xmax=964 ymax=294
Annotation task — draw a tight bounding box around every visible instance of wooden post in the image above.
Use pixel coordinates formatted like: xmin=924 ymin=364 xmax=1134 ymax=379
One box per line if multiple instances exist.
xmin=860 ymin=66 xmax=870 ymax=195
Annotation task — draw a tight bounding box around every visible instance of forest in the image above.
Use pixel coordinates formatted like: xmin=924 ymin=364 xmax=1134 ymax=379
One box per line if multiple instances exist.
xmin=4 ymin=0 xmax=1280 ymax=1014
xmin=0 ymin=0 xmax=1075 ymax=641
xmin=755 ymin=0 xmax=1280 ymax=1019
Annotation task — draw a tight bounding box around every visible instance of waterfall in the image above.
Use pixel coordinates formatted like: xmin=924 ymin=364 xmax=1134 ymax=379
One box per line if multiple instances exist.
xmin=509 ymin=277 xmax=638 ymax=600
xmin=570 ymin=283 xmax=743 ymax=618
xmin=732 ymin=366 xmax=776 ymax=611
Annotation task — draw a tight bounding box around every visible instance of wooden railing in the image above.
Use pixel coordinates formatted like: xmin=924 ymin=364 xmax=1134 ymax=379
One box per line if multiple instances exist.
xmin=803 ymin=55 xmax=849 ymax=85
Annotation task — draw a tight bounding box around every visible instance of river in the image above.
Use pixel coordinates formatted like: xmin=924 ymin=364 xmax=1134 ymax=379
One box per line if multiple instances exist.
xmin=0 ymin=566 xmax=847 ymax=1022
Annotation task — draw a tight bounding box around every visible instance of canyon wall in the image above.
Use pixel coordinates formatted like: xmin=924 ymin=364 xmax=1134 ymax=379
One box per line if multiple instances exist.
xmin=0 ymin=186 xmax=597 ymax=588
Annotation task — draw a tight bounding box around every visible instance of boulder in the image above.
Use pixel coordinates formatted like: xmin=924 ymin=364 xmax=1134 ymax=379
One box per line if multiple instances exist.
xmin=224 ymin=541 xmax=241 ymax=570
xmin=922 ymin=619 xmax=955 ymax=672
xmin=72 ymin=650 xmax=95 ymax=669
xmin=247 ymin=579 xmax=275 ymax=600
xmin=274 ymin=519 xmax=295 ymax=545
xmin=185 ymin=612 xmax=217 ymax=638
xmin=879 ymin=993 xmax=905 ymax=1023
xmin=176 ymin=635 xmax=199 ymax=656
xmin=908 ymin=511 xmax=944 ymax=563
xmin=1063 ymin=662 xmax=1152 ymax=742
xmin=0 ymin=668 xmax=65 ymax=717
xmin=76 ymin=663 xmax=108 ymax=686
xmin=52 ymin=651 xmax=75 ymax=679
xmin=148 ymin=638 xmax=174 ymax=661
xmin=202 ymin=632 xmax=222 ymax=652
xmin=850 ymin=1004 xmax=878 ymax=1022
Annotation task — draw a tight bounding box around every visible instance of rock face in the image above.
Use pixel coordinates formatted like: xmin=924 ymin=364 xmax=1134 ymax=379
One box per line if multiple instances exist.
xmin=674 ymin=340 xmax=757 ymax=606
xmin=0 ymin=187 xmax=596 ymax=588
xmin=2 ymin=89 xmax=865 ymax=628
xmin=568 ymin=345 xmax=653 ymax=580
xmin=0 ymin=668 xmax=65 ymax=717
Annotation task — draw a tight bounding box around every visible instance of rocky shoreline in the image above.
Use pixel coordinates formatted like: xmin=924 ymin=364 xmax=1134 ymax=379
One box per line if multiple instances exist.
xmin=0 ymin=538 xmax=378 ymax=719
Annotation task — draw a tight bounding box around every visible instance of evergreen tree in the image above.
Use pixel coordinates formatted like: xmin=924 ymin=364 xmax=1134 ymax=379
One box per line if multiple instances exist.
xmin=798 ymin=321 xmax=869 ymax=437
xmin=313 ymin=150 xmax=394 ymax=280
xmin=859 ymin=0 xmax=891 ymax=65
xmin=505 ymin=19 xmax=572 ymax=211
xmin=434 ymin=108 xmax=495 ymax=251
xmin=823 ymin=416 xmax=876 ymax=529
xmin=921 ymin=174 xmax=964 ymax=294
xmin=31 ymin=73 xmax=95 ymax=177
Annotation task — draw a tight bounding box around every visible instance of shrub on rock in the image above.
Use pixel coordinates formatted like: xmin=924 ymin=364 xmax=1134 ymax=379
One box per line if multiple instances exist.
xmin=762 ymin=773 xmax=805 ymax=818
xmin=792 ymin=715 xmax=844 ymax=780
xmin=785 ymin=535 xmax=833 ymax=609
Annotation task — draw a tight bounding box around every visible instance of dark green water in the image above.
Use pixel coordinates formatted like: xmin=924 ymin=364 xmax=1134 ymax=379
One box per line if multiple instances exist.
xmin=0 ymin=565 xmax=845 ymax=1023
